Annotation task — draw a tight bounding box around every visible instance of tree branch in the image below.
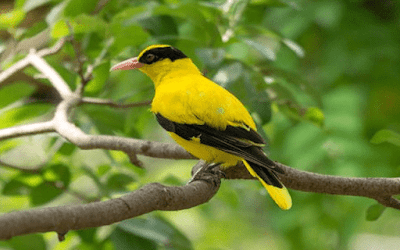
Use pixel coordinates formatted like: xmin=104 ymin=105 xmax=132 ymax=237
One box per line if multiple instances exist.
xmin=51 ymin=96 xmax=193 ymax=160
xmin=80 ymin=37 xmax=114 ymax=89
xmin=0 ymin=38 xmax=66 ymax=87
xmin=27 ymin=51 xmax=72 ymax=98
xmin=0 ymin=162 xmax=221 ymax=240
xmin=222 ymin=162 xmax=400 ymax=210
xmin=0 ymin=121 xmax=55 ymax=141
xmin=80 ymin=97 xmax=151 ymax=108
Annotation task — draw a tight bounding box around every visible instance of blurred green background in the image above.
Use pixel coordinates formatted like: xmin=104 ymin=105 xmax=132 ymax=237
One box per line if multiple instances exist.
xmin=1 ymin=0 xmax=400 ymax=249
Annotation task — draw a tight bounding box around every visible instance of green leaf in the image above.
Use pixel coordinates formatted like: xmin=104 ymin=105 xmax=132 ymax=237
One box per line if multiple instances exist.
xmin=97 ymin=165 xmax=111 ymax=176
xmin=162 ymin=175 xmax=184 ymax=186
xmin=0 ymin=9 xmax=26 ymax=29
xmin=20 ymin=21 xmax=47 ymax=39
xmin=153 ymin=3 xmax=220 ymax=45
xmin=305 ymin=107 xmax=325 ymax=128
xmin=51 ymin=15 xmax=107 ymax=38
xmin=2 ymin=179 xmax=31 ymax=196
xmin=71 ymin=14 xmax=107 ymax=35
xmin=0 ymin=140 xmax=19 ymax=153
xmin=14 ymin=0 xmax=26 ymax=9
xmin=58 ymin=142 xmax=76 ymax=156
xmin=30 ymin=182 xmax=63 ymax=205
xmin=85 ymin=62 xmax=110 ymax=95
xmin=76 ymin=228 xmax=97 ymax=243
xmin=111 ymin=25 xmax=148 ymax=53
xmin=366 ymin=203 xmax=386 ymax=221
xmin=110 ymin=7 xmax=149 ymax=53
xmin=83 ymin=107 xmax=126 ymax=134
xmin=51 ymin=19 xmax=70 ymax=38
xmin=0 ymin=82 xmax=35 ymax=109
xmin=15 ymin=173 xmax=42 ymax=187
xmin=8 ymin=234 xmax=46 ymax=250
xmin=267 ymin=67 xmax=323 ymax=107
xmin=117 ymin=217 xmax=193 ymax=250
xmin=44 ymin=164 xmax=71 ymax=188
xmin=139 ymin=15 xmax=178 ymax=40
xmin=249 ymin=90 xmax=272 ymax=124
xmin=0 ymin=103 xmax=52 ymax=129
xmin=153 ymin=4 xmax=209 ymax=30
xmin=370 ymin=129 xmax=400 ymax=147
xmin=106 ymin=173 xmax=135 ymax=191
xmin=250 ymin=0 xmax=288 ymax=6
xmin=64 ymin=0 xmax=98 ymax=17
xmin=111 ymin=227 xmax=157 ymax=250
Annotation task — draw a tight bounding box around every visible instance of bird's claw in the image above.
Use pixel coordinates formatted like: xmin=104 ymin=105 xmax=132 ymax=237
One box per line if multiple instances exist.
xmin=189 ymin=162 xmax=225 ymax=185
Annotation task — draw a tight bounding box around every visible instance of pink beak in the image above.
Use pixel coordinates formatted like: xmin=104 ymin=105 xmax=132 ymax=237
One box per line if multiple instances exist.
xmin=110 ymin=57 xmax=144 ymax=71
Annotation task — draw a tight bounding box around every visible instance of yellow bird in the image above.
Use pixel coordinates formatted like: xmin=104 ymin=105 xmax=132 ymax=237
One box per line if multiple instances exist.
xmin=111 ymin=45 xmax=292 ymax=210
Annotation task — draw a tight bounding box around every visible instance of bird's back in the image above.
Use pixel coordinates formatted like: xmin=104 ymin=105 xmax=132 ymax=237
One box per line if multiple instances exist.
xmin=151 ymin=72 xmax=256 ymax=131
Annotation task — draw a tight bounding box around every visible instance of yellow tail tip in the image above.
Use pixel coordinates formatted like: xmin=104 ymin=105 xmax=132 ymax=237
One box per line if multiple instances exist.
xmin=242 ymin=160 xmax=292 ymax=210
xmin=265 ymin=185 xmax=292 ymax=210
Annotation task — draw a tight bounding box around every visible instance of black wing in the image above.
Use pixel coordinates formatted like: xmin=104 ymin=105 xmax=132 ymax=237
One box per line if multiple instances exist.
xmin=155 ymin=113 xmax=285 ymax=180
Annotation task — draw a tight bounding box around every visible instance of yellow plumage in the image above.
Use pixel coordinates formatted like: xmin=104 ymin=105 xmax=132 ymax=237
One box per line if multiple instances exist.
xmin=111 ymin=44 xmax=292 ymax=210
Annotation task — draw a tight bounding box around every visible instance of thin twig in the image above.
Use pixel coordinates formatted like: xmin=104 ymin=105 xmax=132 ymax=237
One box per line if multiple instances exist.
xmin=27 ymin=51 xmax=72 ymax=98
xmin=127 ymin=152 xmax=143 ymax=167
xmin=0 ymin=38 xmax=66 ymax=86
xmin=83 ymin=37 xmax=114 ymax=82
xmin=80 ymin=97 xmax=151 ymax=108
xmin=0 ymin=56 xmax=32 ymax=85
xmin=37 ymin=38 xmax=66 ymax=58
xmin=0 ymin=159 xmax=42 ymax=173
xmin=0 ymin=121 xmax=55 ymax=141
xmin=66 ymin=21 xmax=87 ymax=88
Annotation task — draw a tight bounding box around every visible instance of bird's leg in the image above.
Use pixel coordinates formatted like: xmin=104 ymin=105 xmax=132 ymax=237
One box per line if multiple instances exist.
xmin=189 ymin=161 xmax=225 ymax=185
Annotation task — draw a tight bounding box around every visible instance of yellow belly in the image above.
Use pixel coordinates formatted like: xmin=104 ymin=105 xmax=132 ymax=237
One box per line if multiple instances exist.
xmin=169 ymin=132 xmax=242 ymax=168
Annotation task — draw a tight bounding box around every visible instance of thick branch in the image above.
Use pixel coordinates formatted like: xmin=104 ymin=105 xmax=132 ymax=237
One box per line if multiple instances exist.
xmin=52 ymin=97 xmax=193 ymax=160
xmin=277 ymin=163 xmax=400 ymax=197
xmin=222 ymin=162 xmax=400 ymax=209
xmin=0 ymin=164 xmax=221 ymax=240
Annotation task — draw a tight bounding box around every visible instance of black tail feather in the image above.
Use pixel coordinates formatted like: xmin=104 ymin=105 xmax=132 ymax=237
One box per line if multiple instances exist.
xmin=247 ymin=161 xmax=283 ymax=188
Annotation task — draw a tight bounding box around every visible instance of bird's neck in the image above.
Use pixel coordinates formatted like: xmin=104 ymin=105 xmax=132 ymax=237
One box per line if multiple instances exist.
xmin=140 ymin=58 xmax=201 ymax=87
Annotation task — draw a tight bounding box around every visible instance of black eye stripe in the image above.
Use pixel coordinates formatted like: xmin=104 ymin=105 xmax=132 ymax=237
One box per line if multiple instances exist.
xmin=138 ymin=46 xmax=188 ymax=65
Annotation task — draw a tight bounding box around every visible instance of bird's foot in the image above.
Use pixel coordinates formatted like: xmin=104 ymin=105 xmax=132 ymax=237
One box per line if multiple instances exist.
xmin=189 ymin=162 xmax=225 ymax=186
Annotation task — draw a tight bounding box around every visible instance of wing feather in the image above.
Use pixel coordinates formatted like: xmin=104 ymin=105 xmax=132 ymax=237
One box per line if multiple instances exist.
xmin=155 ymin=113 xmax=284 ymax=175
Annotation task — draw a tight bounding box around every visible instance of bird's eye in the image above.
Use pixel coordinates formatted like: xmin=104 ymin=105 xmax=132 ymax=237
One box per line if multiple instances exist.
xmin=146 ymin=53 xmax=156 ymax=63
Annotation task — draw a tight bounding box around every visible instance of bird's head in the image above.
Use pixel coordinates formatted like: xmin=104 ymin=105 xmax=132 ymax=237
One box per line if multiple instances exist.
xmin=111 ymin=45 xmax=198 ymax=83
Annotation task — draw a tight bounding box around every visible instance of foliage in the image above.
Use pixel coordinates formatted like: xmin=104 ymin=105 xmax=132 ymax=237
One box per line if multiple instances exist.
xmin=1 ymin=0 xmax=400 ymax=249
